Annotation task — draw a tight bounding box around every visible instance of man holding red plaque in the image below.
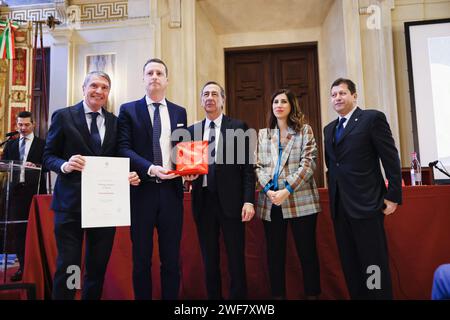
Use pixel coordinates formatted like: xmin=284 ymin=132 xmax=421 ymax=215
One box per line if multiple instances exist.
xmin=117 ymin=59 xmax=187 ymax=300
xmin=187 ymin=81 xmax=256 ymax=299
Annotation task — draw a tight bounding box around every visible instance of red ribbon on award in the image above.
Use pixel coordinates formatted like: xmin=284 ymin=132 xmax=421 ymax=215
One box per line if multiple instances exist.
xmin=167 ymin=141 xmax=209 ymax=176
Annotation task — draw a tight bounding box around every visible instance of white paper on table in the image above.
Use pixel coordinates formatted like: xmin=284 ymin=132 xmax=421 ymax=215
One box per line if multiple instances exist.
xmin=81 ymin=156 xmax=130 ymax=228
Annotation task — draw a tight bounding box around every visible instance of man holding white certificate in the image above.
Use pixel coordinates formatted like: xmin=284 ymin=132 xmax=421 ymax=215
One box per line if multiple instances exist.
xmin=43 ymin=71 xmax=140 ymax=300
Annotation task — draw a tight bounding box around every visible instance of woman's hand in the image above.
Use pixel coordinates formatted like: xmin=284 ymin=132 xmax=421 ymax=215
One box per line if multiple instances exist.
xmin=269 ymin=189 xmax=290 ymax=206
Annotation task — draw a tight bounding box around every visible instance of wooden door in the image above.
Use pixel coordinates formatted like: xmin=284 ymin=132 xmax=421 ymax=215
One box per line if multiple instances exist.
xmin=225 ymin=44 xmax=324 ymax=186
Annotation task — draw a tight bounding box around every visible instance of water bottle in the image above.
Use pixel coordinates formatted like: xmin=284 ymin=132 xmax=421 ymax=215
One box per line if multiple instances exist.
xmin=410 ymin=152 xmax=422 ymax=186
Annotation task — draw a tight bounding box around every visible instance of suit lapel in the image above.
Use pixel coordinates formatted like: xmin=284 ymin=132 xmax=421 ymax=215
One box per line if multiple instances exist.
xmin=270 ymin=129 xmax=279 ymax=168
xmin=217 ymin=114 xmax=228 ymax=165
xmin=336 ymin=107 xmax=363 ymax=144
xmin=167 ymin=100 xmax=176 ymax=134
xmin=326 ymin=118 xmax=339 ymax=152
xmin=71 ymin=102 xmax=94 ymax=153
xmin=136 ymin=97 xmax=152 ymax=141
xmin=9 ymin=139 xmax=20 ymax=160
xmin=27 ymin=137 xmax=38 ymax=161
xmin=278 ymin=128 xmax=296 ymax=171
xmin=197 ymin=119 xmax=206 ymax=141
xmin=167 ymin=100 xmax=180 ymax=148
xmin=102 ymin=108 xmax=114 ymax=153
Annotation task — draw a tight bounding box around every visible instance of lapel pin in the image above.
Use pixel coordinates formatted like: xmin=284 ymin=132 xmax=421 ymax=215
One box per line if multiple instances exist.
xmin=355 ymin=118 xmax=358 ymax=121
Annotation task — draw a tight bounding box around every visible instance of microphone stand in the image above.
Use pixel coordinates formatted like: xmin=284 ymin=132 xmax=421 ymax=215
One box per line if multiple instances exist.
xmin=432 ymin=164 xmax=450 ymax=178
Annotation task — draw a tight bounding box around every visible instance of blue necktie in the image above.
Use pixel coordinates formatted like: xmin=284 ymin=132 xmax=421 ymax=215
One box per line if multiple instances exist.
xmin=152 ymin=103 xmax=163 ymax=166
xmin=207 ymin=121 xmax=216 ymax=192
xmin=335 ymin=117 xmax=347 ymax=142
xmin=19 ymin=137 xmax=26 ymax=161
xmin=89 ymin=112 xmax=102 ymax=155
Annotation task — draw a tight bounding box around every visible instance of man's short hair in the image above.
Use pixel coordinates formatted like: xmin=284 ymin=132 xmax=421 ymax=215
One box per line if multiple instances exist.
xmin=201 ymin=81 xmax=225 ymax=99
xmin=17 ymin=111 xmax=33 ymax=123
xmin=143 ymin=58 xmax=169 ymax=77
xmin=331 ymin=78 xmax=357 ymax=95
xmin=83 ymin=71 xmax=111 ymax=88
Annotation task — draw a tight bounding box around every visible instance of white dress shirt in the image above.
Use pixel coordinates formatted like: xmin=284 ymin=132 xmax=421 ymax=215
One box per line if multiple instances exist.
xmin=83 ymin=101 xmax=106 ymax=142
xmin=19 ymin=133 xmax=34 ymax=182
xmin=338 ymin=105 xmax=357 ymax=128
xmin=146 ymin=96 xmax=172 ymax=174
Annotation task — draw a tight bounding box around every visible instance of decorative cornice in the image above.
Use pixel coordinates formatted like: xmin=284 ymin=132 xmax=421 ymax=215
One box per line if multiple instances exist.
xmin=79 ymin=1 xmax=127 ymax=22
xmin=1 ymin=5 xmax=58 ymax=22
xmin=0 ymin=1 xmax=128 ymax=25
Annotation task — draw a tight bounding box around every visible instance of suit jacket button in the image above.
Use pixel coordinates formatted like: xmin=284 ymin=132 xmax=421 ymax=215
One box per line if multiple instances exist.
xmin=336 ymin=163 xmax=340 ymax=167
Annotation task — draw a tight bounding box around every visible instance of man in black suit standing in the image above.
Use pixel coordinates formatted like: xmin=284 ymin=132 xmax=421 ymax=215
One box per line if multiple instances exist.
xmin=188 ymin=81 xmax=255 ymax=299
xmin=44 ymin=71 xmax=139 ymax=299
xmin=324 ymin=78 xmax=402 ymax=300
xmin=117 ymin=58 xmax=187 ymax=300
xmin=2 ymin=111 xmax=47 ymax=282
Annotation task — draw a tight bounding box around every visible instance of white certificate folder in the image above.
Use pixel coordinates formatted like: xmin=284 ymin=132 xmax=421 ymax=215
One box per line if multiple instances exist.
xmin=82 ymin=156 xmax=131 ymax=228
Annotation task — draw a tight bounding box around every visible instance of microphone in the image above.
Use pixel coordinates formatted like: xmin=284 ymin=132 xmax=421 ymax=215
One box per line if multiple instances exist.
xmin=429 ymin=160 xmax=438 ymax=167
xmin=5 ymin=131 xmax=18 ymax=137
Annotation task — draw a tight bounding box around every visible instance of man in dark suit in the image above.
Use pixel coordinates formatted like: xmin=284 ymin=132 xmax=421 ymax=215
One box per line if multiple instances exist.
xmin=117 ymin=58 xmax=187 ymax=300
xmin=2 ymin=111 xmax=47 ymax=282
xmin=44 ymin=71 xmax=139 ymax=300
xmin=188 ymin=81 xmax=255 ymax=299
xmin=324 ymin=78 xmax=402 ymax=300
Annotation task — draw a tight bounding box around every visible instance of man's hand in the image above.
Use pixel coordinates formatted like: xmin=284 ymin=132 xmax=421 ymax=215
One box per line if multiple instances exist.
xmin=241 ymin=203 xmax=255 ymax=222
xmin=24 ymin=162 xmax=37 ymax=168
xmin=270 ymin=189 xmax=290 ymax=206
xmin=383 ymin=199 xmax=398 ymax=216
xmin=128 ymin=172 xmax=141 ymax=186
xmin=184 ymin=174 xmax=199 ymax=181
xmin=64 ymin=155 xmax=85 ymax=173
xmin=151 ymin=165 xmax=179 ymax=180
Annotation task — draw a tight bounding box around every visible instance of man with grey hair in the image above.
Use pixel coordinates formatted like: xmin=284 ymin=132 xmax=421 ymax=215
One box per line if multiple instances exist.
xmin=44 ymin=71 xmax=140 ymax=300
xmin=187 ymin=81 xmax=255 ymax=299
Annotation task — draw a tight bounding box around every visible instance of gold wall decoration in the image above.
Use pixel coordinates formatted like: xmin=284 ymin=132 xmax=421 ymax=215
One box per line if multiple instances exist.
xmin=79 ymin=1 xmax=127 ymax=22
xmin=0 ymin=22 xmax=33 ymax=140
xmin=11 ymin=90 xmax=27 ymax=103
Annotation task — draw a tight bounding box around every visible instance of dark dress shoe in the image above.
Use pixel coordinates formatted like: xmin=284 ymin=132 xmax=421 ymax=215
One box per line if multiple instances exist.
xmin=10 ymin=270 xmax=23 ymax=282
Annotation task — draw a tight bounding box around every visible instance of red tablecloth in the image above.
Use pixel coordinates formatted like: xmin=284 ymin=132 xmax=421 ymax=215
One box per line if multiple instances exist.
xmin=23 ymin=186 xmax=450 ymax=300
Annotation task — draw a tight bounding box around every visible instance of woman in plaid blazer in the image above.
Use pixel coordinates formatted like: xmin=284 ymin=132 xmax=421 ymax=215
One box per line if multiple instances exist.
xmin=255 ymin=88 xmax=321 ymax=299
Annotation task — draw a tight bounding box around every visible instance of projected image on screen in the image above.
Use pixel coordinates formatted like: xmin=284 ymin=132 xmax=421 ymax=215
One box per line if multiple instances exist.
xmin=429 ymin=37 xmax=450 ymax=163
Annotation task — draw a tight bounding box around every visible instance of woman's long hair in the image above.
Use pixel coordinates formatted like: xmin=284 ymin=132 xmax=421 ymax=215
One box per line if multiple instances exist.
xmin=267 ymin=88 xmax=306 ymax=133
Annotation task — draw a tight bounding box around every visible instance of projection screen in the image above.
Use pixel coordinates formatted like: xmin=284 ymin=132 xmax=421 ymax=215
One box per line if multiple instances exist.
xmin=405 ymin=19 xmax=450 ymax=181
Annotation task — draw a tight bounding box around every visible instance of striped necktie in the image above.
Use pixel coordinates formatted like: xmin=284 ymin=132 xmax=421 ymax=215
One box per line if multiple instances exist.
xmin=19 ymin=137 xmax=26 ymax=161
xmin=335 ymin=117 xmax=347 ymax=142
xmin=207 ymin=121 xmax=216 ymax=192
xmin=152 ymin=103 xmax=163 ymax=166
xmin=89 ymin=112 xmax=102 ymax=155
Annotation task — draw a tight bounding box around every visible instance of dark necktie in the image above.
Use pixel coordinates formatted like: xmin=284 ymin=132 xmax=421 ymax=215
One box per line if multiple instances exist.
xmin=152 ymin=103 xmax=163 ymax=166
xmin=89 ymin=112 xmax=102 ymax=155
xmin=335 ymin=117 xmax=347 ymax=142
xmin=207 ymin=121 xmax=216 ymax=192
xmin=19 ymin=137 xmax=26 ymax=161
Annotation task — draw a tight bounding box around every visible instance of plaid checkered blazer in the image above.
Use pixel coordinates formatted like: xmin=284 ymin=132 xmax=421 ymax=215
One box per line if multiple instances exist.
xmin=255 ymin=125 xmax=321 ymax=221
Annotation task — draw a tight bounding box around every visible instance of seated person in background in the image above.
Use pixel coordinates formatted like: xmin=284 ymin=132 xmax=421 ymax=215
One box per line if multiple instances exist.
xmin=432 ymin=264 xmax=450 ymax=300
